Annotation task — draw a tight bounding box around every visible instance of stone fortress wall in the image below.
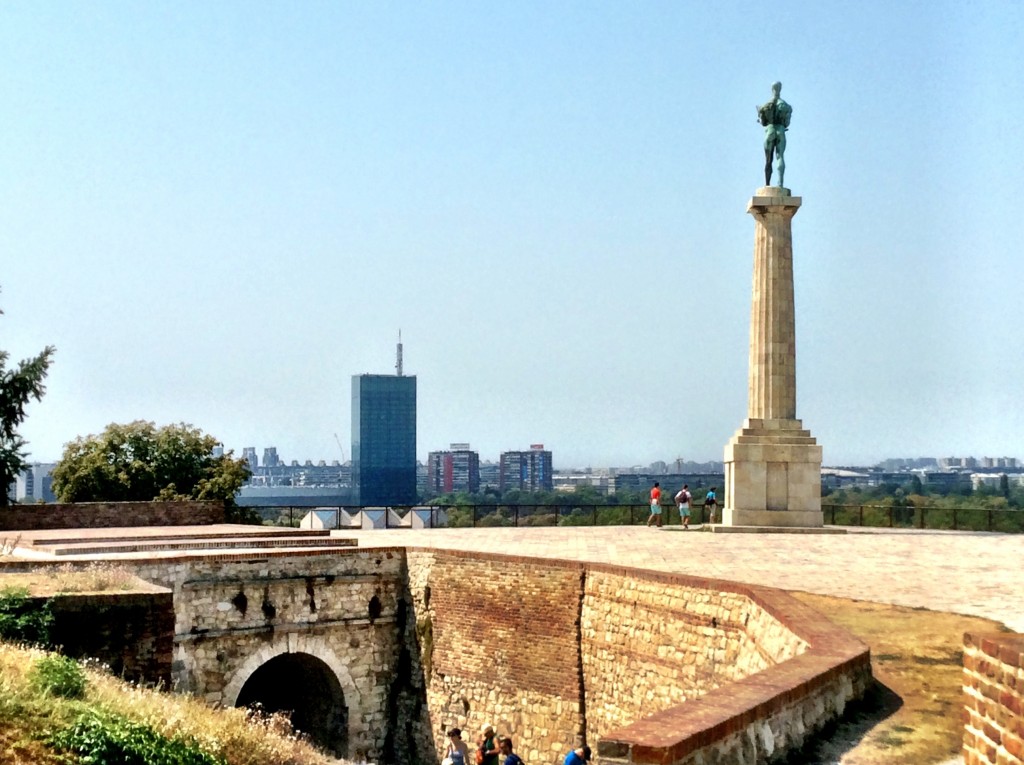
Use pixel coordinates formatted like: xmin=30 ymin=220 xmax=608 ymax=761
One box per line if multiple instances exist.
xmin=963 ymin=632 xmax=1024 ymax=765
xmin=7 ymin=545 xmax=869 ymax=765
xmin=404 ymin=550 xmax=869 ymax=765
xmin=130 ymin=550 xmax=410 ymax=762
xmin=581 ymin=570 xmax=808 ymax=747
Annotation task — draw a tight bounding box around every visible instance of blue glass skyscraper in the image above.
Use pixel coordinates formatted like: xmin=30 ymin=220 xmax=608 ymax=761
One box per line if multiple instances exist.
xmin=351 ymin=374 xmax=417 ymax=506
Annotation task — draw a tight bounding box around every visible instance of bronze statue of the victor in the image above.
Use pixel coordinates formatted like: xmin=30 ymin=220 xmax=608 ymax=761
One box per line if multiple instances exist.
xmin=757 ymin=81 xmax=792 ymax=187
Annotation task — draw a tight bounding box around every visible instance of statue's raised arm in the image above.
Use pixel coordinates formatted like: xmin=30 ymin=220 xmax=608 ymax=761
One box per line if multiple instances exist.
xmin=758 ymin=81 xmax=792 ymax=187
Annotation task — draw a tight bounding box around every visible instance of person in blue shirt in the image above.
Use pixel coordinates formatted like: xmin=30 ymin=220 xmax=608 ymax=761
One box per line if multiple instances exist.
xmin=703 ymin=486 xmax=718 ymax=524
xmin=564 ymin=746 xmax=591 ymax=765
xmin=499 ymin=736 xmax=523 ymax=765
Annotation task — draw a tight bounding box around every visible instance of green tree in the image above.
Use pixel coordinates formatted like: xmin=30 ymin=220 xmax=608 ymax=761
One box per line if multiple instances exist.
xmin=1 ymin=296 xmax=56 ymax=507
xmin=51 ymin=421 xmax=250 ymax=503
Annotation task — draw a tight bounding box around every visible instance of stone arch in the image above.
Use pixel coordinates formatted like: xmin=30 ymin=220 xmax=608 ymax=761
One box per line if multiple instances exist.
xmin=222 ymin=634 xmax=361 ymax=756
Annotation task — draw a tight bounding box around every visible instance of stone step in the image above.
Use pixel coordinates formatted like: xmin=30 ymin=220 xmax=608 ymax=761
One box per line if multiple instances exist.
xmin=733 ymin=434 xmax=817 ymax=444
xmin=26 ymin=528 xmax=333 ymax=546
xmin=38 ymin=536 xmax=356 ymax=556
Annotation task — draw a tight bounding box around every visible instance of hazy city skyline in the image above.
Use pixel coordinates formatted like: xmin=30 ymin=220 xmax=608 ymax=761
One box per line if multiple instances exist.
xmin=4 ymin=4 xmax=1022 ymax=467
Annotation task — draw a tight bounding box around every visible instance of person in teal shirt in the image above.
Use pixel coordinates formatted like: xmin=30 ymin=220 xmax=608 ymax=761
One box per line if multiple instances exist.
xmin=703 ymin=487 xmax=718 ymax=524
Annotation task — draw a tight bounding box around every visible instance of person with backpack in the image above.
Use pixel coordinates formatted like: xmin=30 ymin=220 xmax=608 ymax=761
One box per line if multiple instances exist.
xmin=477 ymin=724 xmax=499 ymax=765
xmin=704 ymin=487 xmax=718 ymax=524
xmin=675 ymin=484 xmax=692 ymax=529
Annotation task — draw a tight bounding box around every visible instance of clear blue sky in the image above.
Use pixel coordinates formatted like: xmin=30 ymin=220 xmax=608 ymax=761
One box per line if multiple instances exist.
xmin=3 ymin=2 xmax=1022 ymax=468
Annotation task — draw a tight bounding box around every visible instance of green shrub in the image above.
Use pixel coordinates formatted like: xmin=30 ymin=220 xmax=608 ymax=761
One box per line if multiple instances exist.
xmin=30 ymin=654 xmax=86 ymax=699
xmin=0 ymin=587 xmax=53 ymax=646
xmin=48 ymin=712 xmax=225 ymax=765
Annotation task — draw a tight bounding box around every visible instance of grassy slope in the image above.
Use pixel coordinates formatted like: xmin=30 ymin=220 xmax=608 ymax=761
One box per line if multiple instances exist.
xmin=0 ymin=642 xmax=345 ymax=765
xmin=793 ymin=593 xmax=1011 ymax=765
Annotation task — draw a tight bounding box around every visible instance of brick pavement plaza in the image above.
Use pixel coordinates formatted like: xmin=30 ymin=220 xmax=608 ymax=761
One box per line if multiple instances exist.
xmin=338 ymin=525 xmax=1024 ymax=632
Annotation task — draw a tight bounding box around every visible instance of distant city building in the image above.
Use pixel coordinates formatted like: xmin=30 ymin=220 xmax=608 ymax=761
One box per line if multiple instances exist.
xmin=236 ymin=485 xmax=352 ymax=507
xmin=242 ymin=447 xmax=258 ymax=470
xmin=12 ymin=463 xmax=57 ymax=503
xmin=262 ymin=447 xmax=281 ymax=468
xmin=426 ymin=445 xmax=480 ymax=494
xmin=351 ymin=373 xmax=417 ymax=506
xmin=211 ymin=445 xmax=224 ymax=458
xmin=923 ymin=471 xmax=971 ymax=490
xmin=499 ymin=445 xmax=553 ymax=492
xmin=479 ymin=461 xmax=499 ymax=488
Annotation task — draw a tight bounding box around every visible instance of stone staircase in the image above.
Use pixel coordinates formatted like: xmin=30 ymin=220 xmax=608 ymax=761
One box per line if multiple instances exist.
xmin=14 ymin=526 xmax=357 ymax=558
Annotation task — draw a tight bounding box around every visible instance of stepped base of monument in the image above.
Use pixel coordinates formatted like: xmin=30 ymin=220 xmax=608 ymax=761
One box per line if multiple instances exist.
xmin=711 ymin=521 xmax=846 ymax=534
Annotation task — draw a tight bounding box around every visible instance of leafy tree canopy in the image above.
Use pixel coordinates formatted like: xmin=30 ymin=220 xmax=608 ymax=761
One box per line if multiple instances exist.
xmin=51 ymin=421 xmax=250 ymax=503
xmin=1 ymin=294 xmax=56 ymax=507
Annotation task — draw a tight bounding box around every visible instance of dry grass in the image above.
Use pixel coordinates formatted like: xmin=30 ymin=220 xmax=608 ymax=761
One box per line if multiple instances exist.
xmin=43 ymin=562 xmax=138 ymax=593
xmin=0 ymin=563 xmax=142 ymax=596
xmin=0 ymin=535 xmax=22 ymax=556
xmin=792 ymin=592 xmax=1011 ymax=765
xmin=0 ymin=642 xmax=348 ymax=765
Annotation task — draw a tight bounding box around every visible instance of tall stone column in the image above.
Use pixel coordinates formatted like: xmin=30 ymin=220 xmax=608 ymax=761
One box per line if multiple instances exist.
xmin=723 ymin=186 xmax=823 ymax=527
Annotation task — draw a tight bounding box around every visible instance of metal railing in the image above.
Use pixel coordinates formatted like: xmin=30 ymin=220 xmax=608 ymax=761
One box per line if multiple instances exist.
xmin=821 ymin=503 xmax=1024 ymax=533
xmin=252 ymin=502 xmax=1023 ymax=533
xmin=251 ymin=503 xmax=717 ymax=529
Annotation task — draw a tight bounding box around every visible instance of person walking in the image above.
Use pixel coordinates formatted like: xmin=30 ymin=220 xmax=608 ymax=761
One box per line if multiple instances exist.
xmin=443 ymin=728 xmax=470 ymax=765
xmin=675 ymin=484 xmax=692 ymax=529
xmin=563 ymin=746 xmax=591 ymax=765
xmin=477 ymin=724 xmax=500 ymax=765
xmin=704 ymin=486 xmax=718 ymax=524
xmin=647 ymin=481 xmax=662 ymax=528
xmin=499 ymin=737 xmax=524 ymax=765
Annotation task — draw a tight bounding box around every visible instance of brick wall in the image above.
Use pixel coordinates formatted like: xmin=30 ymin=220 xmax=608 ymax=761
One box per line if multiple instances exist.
xmin=407 ymin=550 xmax=585 ymax=765
xmin=404 ymin=551 xmax=868 ymax=765
xmin=964 ymin=632 xmax=1024 ymax=765
xmin=0 ymin=501 xmax=225 ymax=530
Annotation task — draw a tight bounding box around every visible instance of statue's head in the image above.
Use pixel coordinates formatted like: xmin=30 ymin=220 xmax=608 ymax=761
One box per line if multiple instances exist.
xmin=771 ymin=81 xmax=782 ymax=97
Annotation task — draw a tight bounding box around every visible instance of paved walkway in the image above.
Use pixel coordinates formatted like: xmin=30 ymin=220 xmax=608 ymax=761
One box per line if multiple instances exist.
xmin=333 ymin=525 xmax=1024 ymax=632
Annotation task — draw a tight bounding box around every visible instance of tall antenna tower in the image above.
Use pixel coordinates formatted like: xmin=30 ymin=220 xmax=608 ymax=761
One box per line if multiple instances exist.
xmin=395 ymin=330 xmax=404 ymax=376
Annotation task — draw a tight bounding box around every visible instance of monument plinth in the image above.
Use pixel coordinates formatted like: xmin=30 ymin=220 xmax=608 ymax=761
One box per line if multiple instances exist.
xmin=723 ymin=186 xmax=823 ymax=528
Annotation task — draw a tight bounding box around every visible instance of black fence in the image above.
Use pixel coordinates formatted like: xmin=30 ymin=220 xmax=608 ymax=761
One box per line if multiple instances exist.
xmin=253 ymin=503 xmax=716 ymax=529
xmin=255 ymin=503 xmax=1024 ymax=533
xmin=820 ymin=504 xmax=1024 ymax=533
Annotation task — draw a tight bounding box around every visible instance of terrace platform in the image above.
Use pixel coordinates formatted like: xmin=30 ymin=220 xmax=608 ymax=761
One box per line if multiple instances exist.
xmin=6 ymin=525 xmax=357 ymax=559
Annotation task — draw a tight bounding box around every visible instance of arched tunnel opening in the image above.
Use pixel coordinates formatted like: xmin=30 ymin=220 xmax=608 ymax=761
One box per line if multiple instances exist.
xmin=235 ymin=652 xmax=348 ymax=758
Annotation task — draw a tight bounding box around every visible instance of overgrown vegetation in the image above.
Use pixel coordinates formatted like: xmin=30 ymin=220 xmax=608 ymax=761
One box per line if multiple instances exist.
xmin=48 ymin=711 xmax=224 ymax=765
xmin=0 ymin=642 xmax=345 ymax=765
xmin=0 ymin=587 xmax=53 ymax=645
xmin=30 ymin=655 xmax=86 ymax=699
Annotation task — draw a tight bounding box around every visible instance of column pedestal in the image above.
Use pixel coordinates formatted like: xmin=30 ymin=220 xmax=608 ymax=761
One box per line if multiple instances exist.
xmin=723 ymin=186 xmax=823 ymax=528
xmin=724 ymin=418 xmax=822 ymax=527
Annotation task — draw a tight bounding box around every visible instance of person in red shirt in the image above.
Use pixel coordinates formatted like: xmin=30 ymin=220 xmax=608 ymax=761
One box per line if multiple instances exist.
xmin=647 ymin=481 xmax=662 ymax=527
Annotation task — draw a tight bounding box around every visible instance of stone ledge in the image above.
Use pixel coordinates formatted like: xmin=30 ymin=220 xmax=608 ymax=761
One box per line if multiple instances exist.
xmin=711 ymin=525 xmax=847 ymax=535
